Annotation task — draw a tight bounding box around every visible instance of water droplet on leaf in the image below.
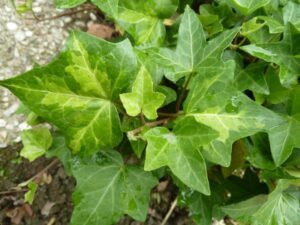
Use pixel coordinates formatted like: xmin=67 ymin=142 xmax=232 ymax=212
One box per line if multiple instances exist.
xmin=225 ymin=96 xmax=242 ymax=113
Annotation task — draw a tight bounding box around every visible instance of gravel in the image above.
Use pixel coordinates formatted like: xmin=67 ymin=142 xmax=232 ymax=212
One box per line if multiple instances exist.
xmin=0 ymin=0 xmax=92 ymax=148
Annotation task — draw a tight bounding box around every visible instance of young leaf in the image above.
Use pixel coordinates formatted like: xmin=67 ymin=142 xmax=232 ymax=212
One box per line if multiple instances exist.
xmin=150 ymin=6 xmax=239 ymax=82
xmin=240 ymin=24 xmax=300 ymax=86
xmin=227 ymin=0 xmax=271 ymax=15
xmin=71 ymin=151 xmax=157 ymax=225
xmin=144 ymin=116 xmax=219 ymax=195
xmin=120 ymin=66 xmax=165 ymax=120
xmin=184 ymin=61 xmax=284 ymax=166
xmin=24 ymin=181 xmax=38 ymax=205
xmin=20 ymin=127 xmax=53 ymax=162
xmin=0 ymin=31 xmax=138 ymax=154
xmin=92 ymin=0 xmax=178 ymax=46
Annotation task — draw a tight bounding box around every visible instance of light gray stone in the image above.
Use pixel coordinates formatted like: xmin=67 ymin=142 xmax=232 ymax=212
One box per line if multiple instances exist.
xmin=6 ymin=22 xmax=18 ymax=31
xmin=0 ymin=119 xmax=7 ymax=127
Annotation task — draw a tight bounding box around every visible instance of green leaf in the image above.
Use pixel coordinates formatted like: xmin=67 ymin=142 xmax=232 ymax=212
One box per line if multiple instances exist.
xmin=240 ymin=17 xmax=281 ymax=44
xmin=24 ymin=181 xmax=38 ymax=205
xmin=20 ymin=127 xmax=53 ymax=162
xmin=0 ymin=31 xmax=138 ymax=154
xmin=227 ymin=0 xmax=271 ymax=15
xmin=92 ymin=0 xmax=178 ymax=46
xmin=150 ymin=6 xmax=239 ymax=82
xmin=221 ymin=195 xmax=268 ymax=223
xmin=144 ymin=116 xmax=219 ymax=195
xmin=71 ymin=151 xmax=157 ymax=225
xmin=120 ymin=66 xmax=165 ymax=120
xmin=55 ymin=0 xmax=86 ymax=8
xmin=246 ymin=133 xmax=276 ymax=170
xmin=252 ymin=181 xmax=300 ymax=225
xmin=223 ymin=180 xmax=300 ymax=225
xmin=46 ymin=135 xmax=73 ymax=175
xmin=240 ymin=24 xmax=300 ymax=86
xmin=156 ymin=85 xmax=177 ymax=106
xmin=130 ymin=139 xmax=146 ymax=158
xmin=184 ymin=61 xmax=284 ymax=166
xmin=235 ymin=62 xmax=270 ymax=95
xmin=269 ymin=88 xmax=300 ymax=165
xmin=283 ymin=1 xmax=300 ymax=31
xmin=264 ymin=66 xmax=291 ymax=104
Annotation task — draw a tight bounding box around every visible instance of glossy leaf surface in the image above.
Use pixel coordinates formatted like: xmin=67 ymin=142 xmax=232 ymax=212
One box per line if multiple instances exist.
xmin=150 ymin=6 xmax=239 ymax=82
xmin=71 ymin=151 xmax=157 ymax=225
xmin=184 ymin=61 xmax=284 ymax=166
xmin=144 ymin=117 xmax=218 ymax=194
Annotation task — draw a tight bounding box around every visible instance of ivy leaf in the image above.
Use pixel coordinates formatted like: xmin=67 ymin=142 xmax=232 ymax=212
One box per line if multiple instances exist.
xmin=252 ymin=180 xmax=300 ymax=225
xmin=120 ymin=66 xmax=165 ymax=120
xmin=184 ymin=61 xmax=284 ymax=166
xmin=55 ymin=0 xmax=86 ymax=8
xmin=150 ymin=6 xmax=239 ymax=82
xmin=223 ymin=180 xmax=300 ymax=225
xmin=283 ymin=1 xmax=300 ymax=31
xmin=144 ymin=116 xmax=219 ymax=195
xmin=227 ymin=0 xmax=271 ymax=15
xmin=92 ymin=0 xmax=178 ymax=46
xmin=235 ymin=62 xmax=270 ymax=95
xmin=71 ymin=151 xmax=157 ymax=225
xmin=46 ymin=135 xmax=73 ymax=175
xmin=20 ymin=127 xmax=53 ymax=162
xmin=0 ymin=31 xmax=138 ymax=154
xmin=240 ymin=17 xmax=281 ymax=44
xmin=221 ymin=195 xmax=268 ymax=223
xmin=24 ymin=181 xmax=38 ymax=205
xmin=269 ymin=88 xmax=300 ymax=165
xmin=240 ymin=24 xmax=300 ymax=86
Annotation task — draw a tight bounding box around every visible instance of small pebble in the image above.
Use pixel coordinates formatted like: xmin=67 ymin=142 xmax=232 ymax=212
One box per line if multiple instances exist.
xmin=0 ymin=119 xmax=7 ymax=127
xmin=6 ymin=22 xmax=18 ymax=31
xmin=33 ymin=6 xmax=42 ymax=13
xmin=15 ymin=31 xmax=26 ymax=41
xmin=18 ymin=122 xmax=30 ymax=131
xmin=25 ymin=30 xmax=33 ymax=37
xmin=89 ymin=13 xmax=97 ymax=21
xmin=3 ymin=103 xmax=19 ymax=117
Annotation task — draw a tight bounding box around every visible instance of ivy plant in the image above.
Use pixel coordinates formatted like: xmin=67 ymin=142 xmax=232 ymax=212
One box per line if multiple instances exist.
xmin=1 ymin=0 xmax=300 ymax=224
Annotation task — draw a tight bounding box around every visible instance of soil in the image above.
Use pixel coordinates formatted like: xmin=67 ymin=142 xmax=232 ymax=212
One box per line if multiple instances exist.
xmin=0 ymin=144 xmax=193 ymax=225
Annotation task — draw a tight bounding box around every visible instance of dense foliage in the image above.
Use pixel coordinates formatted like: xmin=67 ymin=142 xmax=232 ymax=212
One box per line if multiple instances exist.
xmin=2 ymin=0 xmax=300 ymax=224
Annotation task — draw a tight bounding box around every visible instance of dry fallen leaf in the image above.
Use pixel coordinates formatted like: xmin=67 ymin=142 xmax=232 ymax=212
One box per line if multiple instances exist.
xmin=87 ymin=23 xmax=115 ymax=39
xmin=6 ymin=204 xmax=33 ymax=225
xmin=157 ymin=180 xmax=169 ymax=192
xmin=41 ymin=201 xmax=56 ymax=216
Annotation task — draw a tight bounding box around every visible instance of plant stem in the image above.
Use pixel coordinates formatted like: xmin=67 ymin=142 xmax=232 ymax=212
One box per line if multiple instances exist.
xmin=25 ymin=4 xmax=98 ymax=21
xmin=160 ymin=197 xmax=178 ymax=225
xmin=0 ymin=189 xmax=28 ymax=195
xmin=128 ymin=118 xmax=170 ymax=136
xmin=158 ymin=112 xmax=182 ymax=117
xmin=19 ymin=158 xmax=59 ymax=187
xmin=176 ymin=72 xmax=194 ymax=112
